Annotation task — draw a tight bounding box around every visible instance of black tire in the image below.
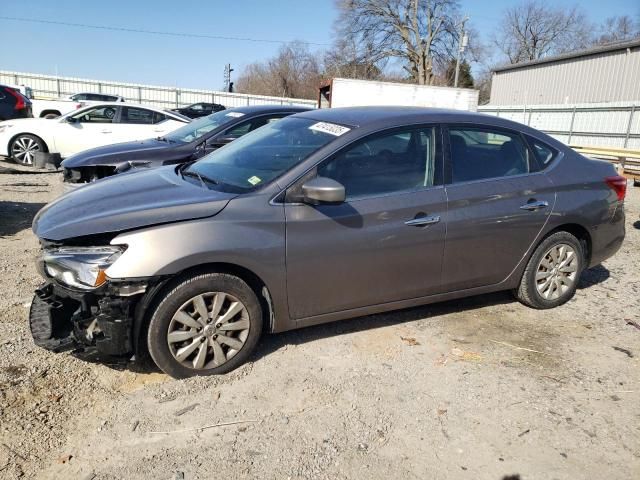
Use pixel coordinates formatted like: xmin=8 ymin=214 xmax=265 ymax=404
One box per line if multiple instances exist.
xmin=147 ymin=273 xmax=262 ymax=379
xmin=43 ymin=113 xmax=60 ymax=119
xmin=10 ymin=134 xmax=47 ymax=166
xmin=515 ymin=231 xmax=584 ymax=309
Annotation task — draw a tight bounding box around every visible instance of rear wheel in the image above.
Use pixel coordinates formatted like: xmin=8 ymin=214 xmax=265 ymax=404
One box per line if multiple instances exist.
xmin=10 ymin=134 xmax=47 ymax=166
xmin=147 ymin=273 xmax=262 ymax=378
xmin=515 ymin=231 xmax=584 ymax=309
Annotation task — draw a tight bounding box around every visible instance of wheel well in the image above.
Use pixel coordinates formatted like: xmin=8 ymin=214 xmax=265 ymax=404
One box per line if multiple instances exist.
xmin=546 ymin=223 xmax=592 ymax=264
xmin=8 ymin=133 xmax=49 ymax=155
xmin=149 ymin=263 xmax=274 ymax=332
xmin=39 ymin=110 xmax=61 ymax=117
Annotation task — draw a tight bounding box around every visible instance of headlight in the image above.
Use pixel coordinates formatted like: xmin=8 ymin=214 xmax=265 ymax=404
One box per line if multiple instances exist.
xmin=41 ymin=246 xmax=125 ymax=290
xmin=0 ymin=124 xmax=14 ymax=134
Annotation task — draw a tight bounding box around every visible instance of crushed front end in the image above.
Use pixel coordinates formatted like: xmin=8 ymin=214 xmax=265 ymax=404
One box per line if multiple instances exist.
xmin=29 ymin=242 xmax=149 ymax=361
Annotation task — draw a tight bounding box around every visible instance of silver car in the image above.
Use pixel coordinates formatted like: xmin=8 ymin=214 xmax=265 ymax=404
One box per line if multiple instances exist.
xmin=30 ymin=107 xmax=626 ymax=378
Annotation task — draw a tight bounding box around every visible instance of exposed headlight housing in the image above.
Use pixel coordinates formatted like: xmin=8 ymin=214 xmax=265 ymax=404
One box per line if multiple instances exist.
xmin=41 ymin=246 xmax=125 ymax=290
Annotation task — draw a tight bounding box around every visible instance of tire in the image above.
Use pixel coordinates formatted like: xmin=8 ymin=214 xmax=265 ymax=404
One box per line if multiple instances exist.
xmin=147 ymin=273 xmax=262 ymax=379
xmin=515 ymin=231 xmax=584 ymax=309
xmin=43 ymin=113 xmax=60 ymax=119
xmin=10 ymin=134 xmax=47 ymax=166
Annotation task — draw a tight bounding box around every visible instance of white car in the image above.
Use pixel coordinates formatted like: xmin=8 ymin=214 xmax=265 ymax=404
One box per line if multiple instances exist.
xmin=0 ymin=103 xmax=190 ymax=165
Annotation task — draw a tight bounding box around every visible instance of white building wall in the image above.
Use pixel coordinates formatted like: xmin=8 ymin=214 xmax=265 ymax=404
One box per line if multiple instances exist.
xmin=490 ymin=45 xmax=640 ymax=105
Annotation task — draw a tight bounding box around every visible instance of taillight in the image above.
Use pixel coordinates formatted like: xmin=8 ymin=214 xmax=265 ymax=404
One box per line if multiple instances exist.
xmin=605 ymin=175 xmax=627 ymax=201
xmin=5 ymin=87 xmax=26 ymax=110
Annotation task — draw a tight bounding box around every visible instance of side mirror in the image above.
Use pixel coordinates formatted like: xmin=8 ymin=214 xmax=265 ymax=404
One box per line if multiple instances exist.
xmin=301 ymin=177 xmax=345 ymax=204
xmin=66 ymin=116 xmax=78 ymax=124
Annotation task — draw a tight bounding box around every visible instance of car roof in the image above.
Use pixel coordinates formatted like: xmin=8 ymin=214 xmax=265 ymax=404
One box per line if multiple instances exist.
xmin=225 ymin=104 xmax=312 ymax=114
xmin=293 ymin=106 xmax=527 ymax=130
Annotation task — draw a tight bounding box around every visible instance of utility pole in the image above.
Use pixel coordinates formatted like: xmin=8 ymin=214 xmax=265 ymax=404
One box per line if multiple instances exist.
xmin=223 ymin=64 xmax=234 ymax=92
xmin=454 ymin=16 xmax=469 ymax=88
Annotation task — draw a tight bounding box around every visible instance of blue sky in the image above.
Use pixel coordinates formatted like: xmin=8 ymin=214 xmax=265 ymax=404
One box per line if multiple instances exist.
xmin=0 ymin=0 xmax=637 ymax=90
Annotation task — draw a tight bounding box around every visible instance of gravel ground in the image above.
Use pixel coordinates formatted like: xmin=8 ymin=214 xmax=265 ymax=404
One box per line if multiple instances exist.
xmin=0 ymin=159 xmax=638 ymax=480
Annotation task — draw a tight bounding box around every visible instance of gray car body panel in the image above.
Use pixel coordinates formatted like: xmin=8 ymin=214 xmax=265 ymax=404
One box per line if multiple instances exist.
xmin=35 ymin=107 xmax=625 ymax=333
xmin=32 ymin=165 xmax=235 ymax=240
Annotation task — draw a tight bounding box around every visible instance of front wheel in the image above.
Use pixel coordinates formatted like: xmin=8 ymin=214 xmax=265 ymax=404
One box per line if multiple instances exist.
xmin=515 ymin=231 xmax=584 ymax=309
xmin=10 ymin=134 xmax=47 ymax=165
xmin=147 ymin=273 xmax=263 ymax=378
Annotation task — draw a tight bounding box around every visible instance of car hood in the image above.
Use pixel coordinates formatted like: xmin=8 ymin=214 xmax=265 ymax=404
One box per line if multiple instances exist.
xmin=61 ymin=138 xmax=182 ymax=168
xmin=33 ymin=166 xmax=235 ymax=241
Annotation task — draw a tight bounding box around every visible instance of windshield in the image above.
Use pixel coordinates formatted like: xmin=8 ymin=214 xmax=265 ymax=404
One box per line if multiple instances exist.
xmin=165 ymin=110 xmax=242 ymax=143
xmin=184 ymin=117 xmax=343 ymax=192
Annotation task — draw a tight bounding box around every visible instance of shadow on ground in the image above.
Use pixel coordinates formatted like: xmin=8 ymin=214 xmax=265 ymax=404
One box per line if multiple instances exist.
xmin=253 ymin=291 xmax=515 ymax=362
xmin=578 ymin=264 xmax=610 ymax=289
xmin=77 ymin=266 xmax=611 ymax=373
xmin=0 ymin=200 xmax=46 ymax=237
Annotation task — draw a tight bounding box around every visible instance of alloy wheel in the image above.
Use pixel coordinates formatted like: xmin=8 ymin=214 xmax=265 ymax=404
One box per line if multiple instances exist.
xmin=166 ymin=292 xmax=250 ymax=370
xmin=535 ymin=243 xmax=578 ymax=300
xmin=11 ymin=136 xmax=41 ymax=165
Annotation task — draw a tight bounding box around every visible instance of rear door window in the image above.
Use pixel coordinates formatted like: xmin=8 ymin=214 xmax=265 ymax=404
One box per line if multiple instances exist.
xmin=448 ymin=127 xmax=531 ymax=183
xmin=119 ymin=107 xmax=156 ymax=124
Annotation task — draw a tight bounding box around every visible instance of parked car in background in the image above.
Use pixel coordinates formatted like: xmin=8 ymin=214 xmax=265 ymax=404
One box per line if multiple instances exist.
xmin=0 ymin=103 xmax=189 ymax=165
xmin=172 ymin=102 xmax=226 ymax=118
xmin=0 ymin=84 xmax=33 ymax=121
xmin=30 ymin=107 xmax=625 ymax=378
xmin=67 ymin=93 xmax=125 ymax=103
xmin=62 ymin=105 xmax=310 ymax=186
xmin=25 ymin=91 xmax=126 ymax=119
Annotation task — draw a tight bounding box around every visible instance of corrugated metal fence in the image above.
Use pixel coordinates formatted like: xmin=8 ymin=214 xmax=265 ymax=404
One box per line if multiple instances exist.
xmin=0 ymin=70 xmax=317 ymax=109
xmin=478 ymin=102 xmax=640 ymax=149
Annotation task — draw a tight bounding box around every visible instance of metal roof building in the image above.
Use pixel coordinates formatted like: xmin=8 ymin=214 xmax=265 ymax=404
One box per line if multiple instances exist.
xmin=489 ymin=39 xmax=640 ymax=105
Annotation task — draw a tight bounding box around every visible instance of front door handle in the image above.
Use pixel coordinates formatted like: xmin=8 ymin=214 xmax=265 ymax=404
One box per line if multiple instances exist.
xmin=520 ymin=200 xmax=549 ymax=211
xmin=100 ymin=129 xmax=112 ymax=134
xmin=405 ymin=215 xmax=441 ymax=227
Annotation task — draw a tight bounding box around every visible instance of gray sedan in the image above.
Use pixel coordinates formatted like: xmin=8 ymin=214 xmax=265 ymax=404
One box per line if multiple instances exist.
xmin=31 ymin=107 xmax=626 ymax=378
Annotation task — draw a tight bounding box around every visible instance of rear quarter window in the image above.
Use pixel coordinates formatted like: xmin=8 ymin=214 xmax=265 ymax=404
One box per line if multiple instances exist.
xmin=526 ymin=136 xmax=558 ymax=169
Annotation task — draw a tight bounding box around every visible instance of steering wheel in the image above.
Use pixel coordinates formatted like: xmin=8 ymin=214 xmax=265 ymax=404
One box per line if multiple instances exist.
xmin=104 ymin=108 xmax=116 ymax=119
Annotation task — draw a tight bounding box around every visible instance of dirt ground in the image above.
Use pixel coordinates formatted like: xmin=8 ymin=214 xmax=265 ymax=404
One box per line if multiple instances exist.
xmin=0 ymin=159 xmax=638 ymax=480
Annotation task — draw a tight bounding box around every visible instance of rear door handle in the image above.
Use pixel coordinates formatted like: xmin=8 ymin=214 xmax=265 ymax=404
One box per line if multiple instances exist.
xmin=405 ymin=215 xmax=441 ymax=227
xmin=520 ymin=200 xmax=549 ymax=211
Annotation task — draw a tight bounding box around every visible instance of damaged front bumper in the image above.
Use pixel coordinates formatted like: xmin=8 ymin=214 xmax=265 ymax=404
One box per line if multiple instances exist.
xmin=29 ymin=281 xmax=147 ymax=360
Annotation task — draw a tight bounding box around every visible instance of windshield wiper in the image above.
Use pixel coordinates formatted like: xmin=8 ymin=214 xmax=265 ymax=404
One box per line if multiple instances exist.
xmin=156 ymin=136 xmax=176 ymax=143
xmin=181 ymin=169 xmax=219 ymax=188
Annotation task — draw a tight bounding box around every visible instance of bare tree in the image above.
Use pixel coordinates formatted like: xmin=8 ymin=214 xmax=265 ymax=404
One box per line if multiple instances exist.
xmin=235 ymin=42 xmax=323 ymax=99
xmin=324 ymin=37 xmax=385 ymax=80
xmin=334 ymin=0 xmax=463 ymax=85
xmin=594 ymin=15 xmax=639 ymax=44
xmin=494 ymin=1 xmax=592 ymax=64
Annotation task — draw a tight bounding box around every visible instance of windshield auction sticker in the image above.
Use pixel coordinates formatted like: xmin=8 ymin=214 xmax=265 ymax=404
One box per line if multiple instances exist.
xmin=225 ymin=112 xmax=245 ymax=118
xmin=309 ymin=122 xmax=351 ymax=136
